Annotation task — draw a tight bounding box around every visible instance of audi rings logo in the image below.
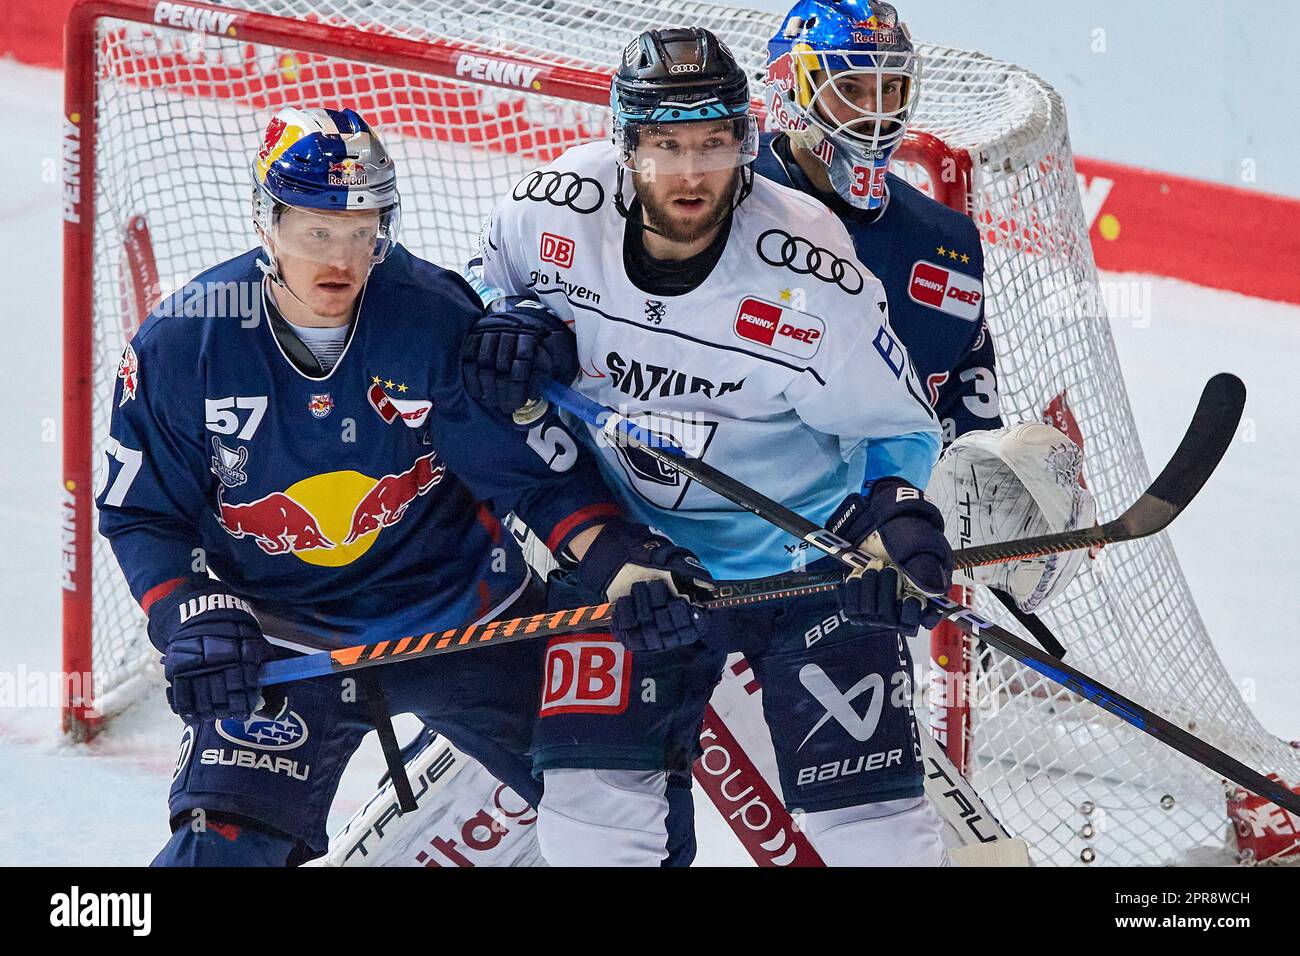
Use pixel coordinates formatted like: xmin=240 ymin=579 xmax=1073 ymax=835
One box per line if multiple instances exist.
xmin=756 ymin=229 xmax=865 ymax=295
xmin=512 ymin=170 xmax=605 ymax=214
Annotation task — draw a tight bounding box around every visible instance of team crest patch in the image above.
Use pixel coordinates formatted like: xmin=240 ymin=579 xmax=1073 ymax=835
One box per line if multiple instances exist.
xmin=368 ymin=377 xmax=432 ymax=428
xmin=309 ymin=393 xmax=334 ymax=418
xmin=116 ymin=344 xmax=139 ymax=406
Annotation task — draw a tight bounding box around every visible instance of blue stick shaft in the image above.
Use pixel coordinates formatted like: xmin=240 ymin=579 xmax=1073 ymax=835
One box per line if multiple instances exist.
xmin=539 ymin=378 xmax=682 ymax=454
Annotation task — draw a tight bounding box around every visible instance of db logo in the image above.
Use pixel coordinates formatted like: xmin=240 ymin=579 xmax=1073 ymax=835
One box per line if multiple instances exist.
xmin=540 ymin=232 xmax=575 ymax=269
xmin=732 ymin=297 xmax=824 ymax=359
xmin=907 ymin=261 xmax=983 ymax=321
xmin=540 ymin=634 xmax=630 ymax=716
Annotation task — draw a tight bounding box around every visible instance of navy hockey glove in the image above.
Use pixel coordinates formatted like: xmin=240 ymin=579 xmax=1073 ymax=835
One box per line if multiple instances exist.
xmin=461 ymin=297 xmax=578 ymax=417
xmin=573 ymin=520 xmax=715 ymax=652
xmin=146 ymin=580 xmax=274 ymax=722
xmin=827 ymin=477 xmax=955 ymax=636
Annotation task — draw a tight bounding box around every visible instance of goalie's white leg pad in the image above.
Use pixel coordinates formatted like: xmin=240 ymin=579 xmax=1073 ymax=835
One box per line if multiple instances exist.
xmin=537 ymin=768 xmax=670 ymax=866
xmin=802 ymin=796 xmax=952 ymax=866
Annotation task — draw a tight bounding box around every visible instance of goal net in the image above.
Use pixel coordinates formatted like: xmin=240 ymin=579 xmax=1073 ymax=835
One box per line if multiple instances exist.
xmin=62 ymin=0 xmax=1300 ymax=865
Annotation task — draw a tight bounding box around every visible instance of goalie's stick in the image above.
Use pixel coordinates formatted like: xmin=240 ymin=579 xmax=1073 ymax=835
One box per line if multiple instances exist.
xmin=955 ymin=372 xmax=1246 ymax=567
xmin=535 ymin=375 xmax=1300 ymax=818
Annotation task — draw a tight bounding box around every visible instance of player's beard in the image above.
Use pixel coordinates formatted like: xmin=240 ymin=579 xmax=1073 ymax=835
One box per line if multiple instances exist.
xmin=634 ymin=168 xmax=739 ymax=246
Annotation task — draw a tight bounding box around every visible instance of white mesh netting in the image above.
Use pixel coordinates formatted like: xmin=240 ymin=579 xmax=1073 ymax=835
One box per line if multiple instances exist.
xmin=76 ymin=0 xmax=1300 ymax=864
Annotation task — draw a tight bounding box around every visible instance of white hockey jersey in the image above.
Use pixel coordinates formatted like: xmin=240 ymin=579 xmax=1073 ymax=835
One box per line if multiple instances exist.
xmin=474 ymin=141 xmax=939 ymax=578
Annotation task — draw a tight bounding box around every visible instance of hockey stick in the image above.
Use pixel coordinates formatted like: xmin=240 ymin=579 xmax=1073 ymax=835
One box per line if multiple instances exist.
xmin=538 ymin=373 xmax=1247 ymax=573
xmin=539 ymin=376 xmax=1300 ymax=818
xmin=955 ymin=372 xmax=1246 ymax=566
xmin=257 ymin=572 xmax=849 ymax=686
xmin=263 ymin=371 xmax=1242 ymax=685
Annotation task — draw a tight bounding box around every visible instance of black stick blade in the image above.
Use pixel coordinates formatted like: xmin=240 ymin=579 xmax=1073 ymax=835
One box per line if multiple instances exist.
xmin=955 ymin=373 xmax=1245 ymax=568
xmin=1121 ymin=371 xmax=1246 ymax=534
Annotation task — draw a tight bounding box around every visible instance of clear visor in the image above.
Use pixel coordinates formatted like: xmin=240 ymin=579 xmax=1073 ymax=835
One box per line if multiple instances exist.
xmin=806 ymin=54 xmax=917 ymax=152
xmin=268 ymin=205 xmax=400 ymax=268
xmin=620 ymin=116 xmax=760 ymax=175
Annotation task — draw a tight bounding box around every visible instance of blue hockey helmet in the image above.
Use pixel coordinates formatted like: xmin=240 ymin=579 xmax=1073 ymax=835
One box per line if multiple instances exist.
xmin=252 ymin=107 xmax=401 ymax=267
xmin=765 ymin=0 xmax=920 ymax=210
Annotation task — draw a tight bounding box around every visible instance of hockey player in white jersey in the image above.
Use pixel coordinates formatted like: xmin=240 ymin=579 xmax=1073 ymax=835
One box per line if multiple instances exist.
xmin=462 ymin=27 xmax=956 ymax=866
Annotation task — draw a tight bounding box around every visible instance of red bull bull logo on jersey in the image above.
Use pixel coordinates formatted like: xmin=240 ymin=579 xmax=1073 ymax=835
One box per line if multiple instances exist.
xmin=217 ymin=489 xmax=335 ymax=555
xmin=215 ymin=452 xmax=445 ymax=567
xmin=342 ymin=453 xmax=445 ymax=544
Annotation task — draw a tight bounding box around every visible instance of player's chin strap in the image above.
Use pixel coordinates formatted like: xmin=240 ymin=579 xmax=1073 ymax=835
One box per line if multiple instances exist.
xmin=254 ymin=248 xmax=376 ymax=319
xmin=612 ymin=163 xmax=754 ymax=240
xmin=256 ymin=250 xmax=312 ymax=311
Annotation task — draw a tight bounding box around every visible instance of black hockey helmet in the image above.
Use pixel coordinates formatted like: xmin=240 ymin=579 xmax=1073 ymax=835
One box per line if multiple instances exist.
xmin=611 ymin=27 xmax=759 ymax=170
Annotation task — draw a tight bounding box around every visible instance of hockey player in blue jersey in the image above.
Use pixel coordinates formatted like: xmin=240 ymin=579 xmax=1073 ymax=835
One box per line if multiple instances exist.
xmin=759 ymin=0 xmax=1002 ymax=445
xmin=96 ymin=106 xmax=713 ymax=866
xmin=758 ymin=8 xmax=1095 ymax=633
xmin=461 ymin=27 xmax=960 ymax=865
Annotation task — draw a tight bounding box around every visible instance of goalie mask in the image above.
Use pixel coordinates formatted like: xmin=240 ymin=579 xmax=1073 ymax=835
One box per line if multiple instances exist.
xmin=251 ymin=107 xmax=401 ymax=284
xmin=928 ymin=423 xmax=1098 ymax=614
xmin=765 ymin=0 xmax=919 ymax=211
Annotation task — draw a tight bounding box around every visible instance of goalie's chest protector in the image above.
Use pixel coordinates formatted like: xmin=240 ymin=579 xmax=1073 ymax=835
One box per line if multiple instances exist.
xmin=495 ymin=142 xmax=891 ymax=521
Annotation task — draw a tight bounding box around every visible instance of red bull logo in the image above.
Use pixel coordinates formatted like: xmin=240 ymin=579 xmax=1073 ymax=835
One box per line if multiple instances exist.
xmin=764 ymin=52 xmax=798 ymax=93
xmin=254 ymin=117 xmax=305 ymax=183
xmin=852 ymin=15 xmax=897 ymax=44
xmin=329 ymin=159 xmax=368 ymax=187
xmin=308 ymin=393 xmax=333 ymax=418
xmin=343 ymin=453 xmax=445 ymax=544
xmin=257 ymin=117 xmax=287 ymax=163
xmin=217 ymin=489 xmax=335 ymax=555
xmin=215 ymin=452 xmax=445 ymax=566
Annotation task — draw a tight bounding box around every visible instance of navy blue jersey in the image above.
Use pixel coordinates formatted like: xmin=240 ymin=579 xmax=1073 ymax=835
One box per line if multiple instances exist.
xmin=755 ymin=132 xmax=1003 ymax=442
xmin=97 ymin=245 xmax=618 ymax=644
